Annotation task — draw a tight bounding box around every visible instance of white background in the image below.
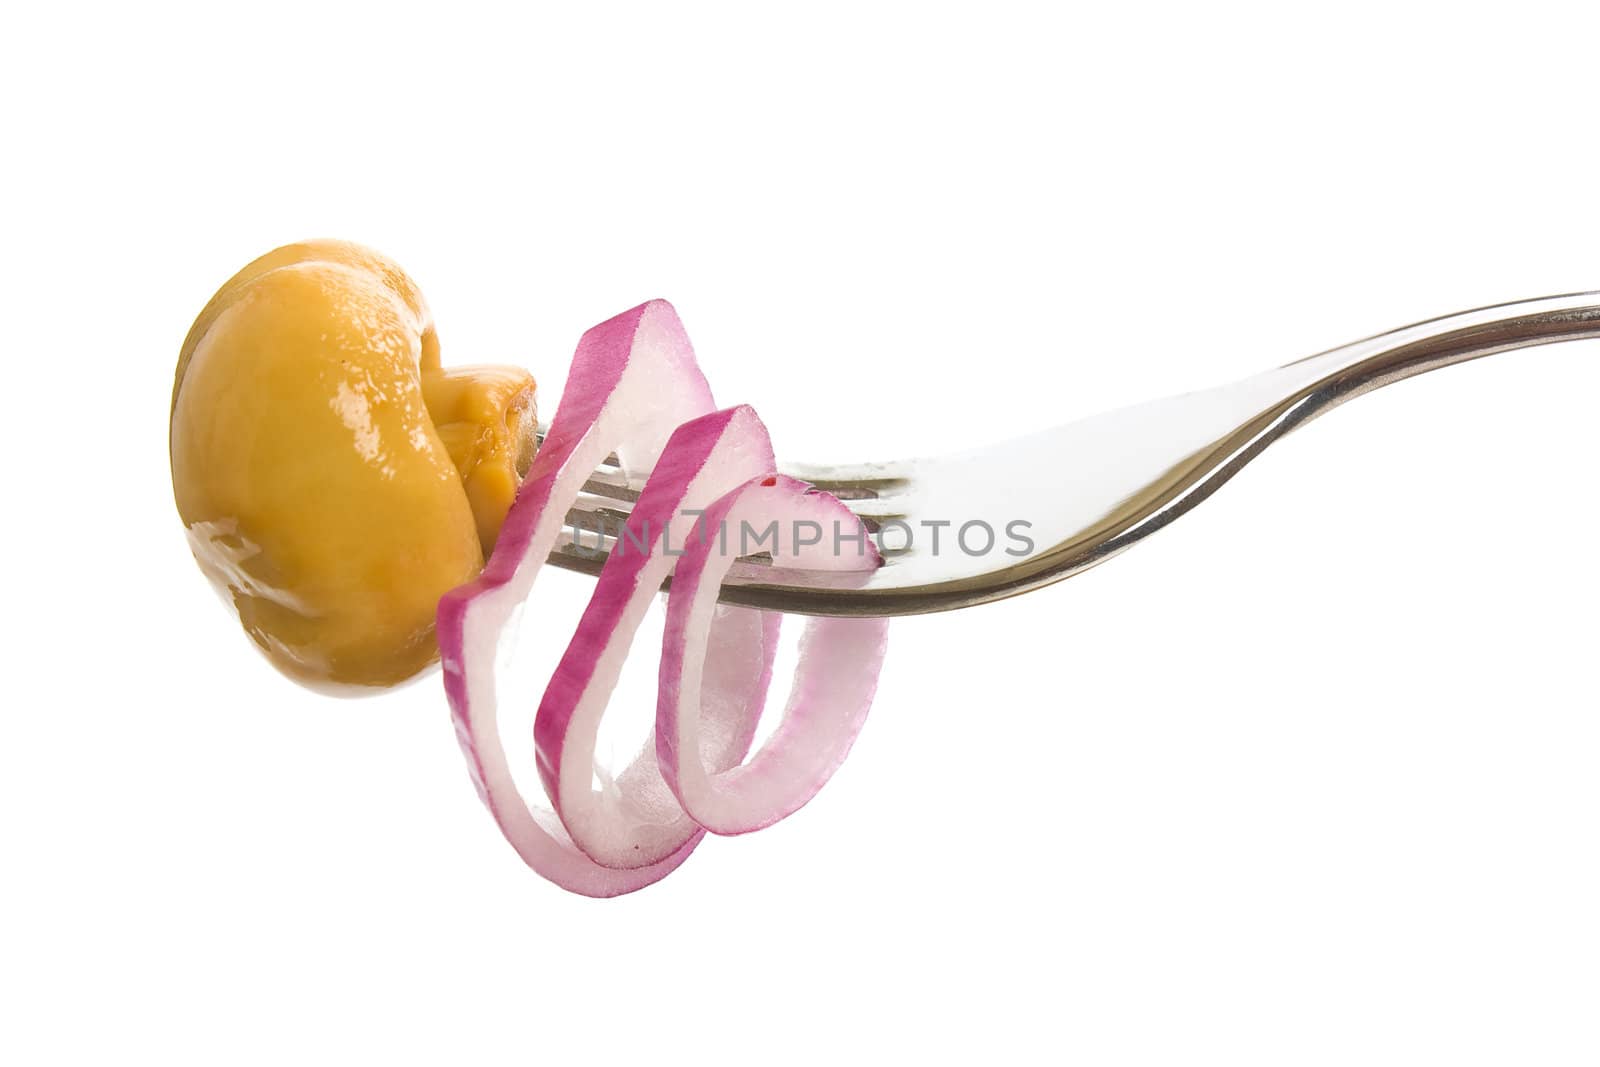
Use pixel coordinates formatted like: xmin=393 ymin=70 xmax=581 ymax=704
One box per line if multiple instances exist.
xmin=5 ymin=2 xmax=1598 ymax=1063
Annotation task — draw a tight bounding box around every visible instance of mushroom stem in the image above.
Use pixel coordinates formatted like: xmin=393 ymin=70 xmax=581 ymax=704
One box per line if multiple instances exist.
xmin=421 ymin=365 xmax=539 ymax=556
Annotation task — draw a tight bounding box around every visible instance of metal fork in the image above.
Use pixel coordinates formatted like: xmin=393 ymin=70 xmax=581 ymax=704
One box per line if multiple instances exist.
xmin=548 ymin=291 xmax=1600 ymax=617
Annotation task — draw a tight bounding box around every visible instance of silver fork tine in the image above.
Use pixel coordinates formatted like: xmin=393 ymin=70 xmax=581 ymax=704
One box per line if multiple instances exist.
xmin=559 ymin=477 xmax=901 ymax=532
xmin=543 ymin=426 xmax=914 ymax=529
xmin=581 ymin=472 xmax=639 ymax=502
xmin=536 ymin=433 xmax=906 ymax=499
xmin=544 ymin=443 xmax=919 ymax=581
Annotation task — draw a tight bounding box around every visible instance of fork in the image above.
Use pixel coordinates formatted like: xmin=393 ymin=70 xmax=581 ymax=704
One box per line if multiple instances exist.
xmin=547 ymin=291 xmax=1600 ymax=617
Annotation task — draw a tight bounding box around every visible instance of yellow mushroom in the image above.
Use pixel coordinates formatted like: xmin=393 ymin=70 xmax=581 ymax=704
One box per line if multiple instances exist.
xmin=170 ymin=240 xmax=536 ymax=692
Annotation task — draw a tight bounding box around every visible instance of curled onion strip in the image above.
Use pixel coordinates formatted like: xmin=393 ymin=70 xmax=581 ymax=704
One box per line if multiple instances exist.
xmin=658 ymin=475 xmax=888 ymax=834
xmin=438 ymin=300 xmax=776 ymax=897
xmin=441 ymin=301 xmax=891 ymax=896
xmin=534 ymin=406 xmax=781 ymax=869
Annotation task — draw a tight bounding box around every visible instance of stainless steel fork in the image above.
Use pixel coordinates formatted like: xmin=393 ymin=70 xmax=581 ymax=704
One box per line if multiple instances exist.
xmin=549 ymin=291 xmax=1600 ymax=617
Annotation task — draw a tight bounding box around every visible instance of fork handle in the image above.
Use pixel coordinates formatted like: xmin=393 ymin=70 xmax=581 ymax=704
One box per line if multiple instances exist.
xmin=1278 ymin=291 xmax=1600 ymax=421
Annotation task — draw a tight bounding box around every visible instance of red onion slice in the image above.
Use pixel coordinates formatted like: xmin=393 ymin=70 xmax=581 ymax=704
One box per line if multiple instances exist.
xmin=534 ymin=406 xmax=781 ymax=869
xmin=437 ymin=300 xmax=776 ymax=897
xmin=659 ymin=475 xmax=888 ymax=834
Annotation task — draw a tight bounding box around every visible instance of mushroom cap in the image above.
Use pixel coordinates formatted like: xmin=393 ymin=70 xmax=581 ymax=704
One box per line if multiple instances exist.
xmin=171 ymin=241 xmax=482 ymax=691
